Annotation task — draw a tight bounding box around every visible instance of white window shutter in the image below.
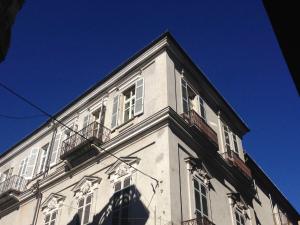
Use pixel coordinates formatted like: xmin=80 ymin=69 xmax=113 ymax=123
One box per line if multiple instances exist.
xmin=134 ymin=77 xmax=144 ymax=116
xmin=50 ymin=133 xmax=61 ymax=167
xmin=111 ymin=95 xmax=119 ymax=129
xmin=181 ymin=78 xmax=189 ymax=114
xmin=83 ymin=114 xmax=90 ymax=128
xmin=18 ymin=159 xmax=25 ymax=176
xmin=198 ymin=96 xmax=206 ymax=121
xmin=25 ymin=148 xmax=39 ymax=179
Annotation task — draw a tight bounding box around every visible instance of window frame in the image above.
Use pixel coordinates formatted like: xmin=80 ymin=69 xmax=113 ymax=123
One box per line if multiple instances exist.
xmin=193 ymin=176 xmax=209 ymax=219
xmin=234 ymin=208 xmax=246 ymax=225
xmin=44 ymin=209 xmax=58 ymax=225
xmin=122 ymin=85 xmax=136 ymax=123
xmin=78 ymin=193 xmax=93 ymax=225
xmin=38 ymin=143 xmax=50 ymax=174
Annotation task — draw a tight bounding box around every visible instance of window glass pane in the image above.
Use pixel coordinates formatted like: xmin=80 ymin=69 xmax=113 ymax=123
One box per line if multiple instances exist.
xmin=201 ymin=185 xmax=206 ymax=195
xmin=202 ymin=195 xmax=208 ymax=216
xmin=194 ymin=179 xmax=199 ymax=190
xmin=78 ymin=198 xmax=84 ymax=207
xmin=83 ymin=204 xmax=91 ymax=224
xmin=124 ymin=177 xmax=131 ymax=188
xmin=194 ymin=190 xmax=201 ymax=212
xmin=86 ymin=195 xmax=92 ymax=204
xmin=124 ymin=109 xmax=130 ymax=122
xmin=50 ymin=221 xmax=55 ymax=225
xmin=51 ymin=211 xmax=57 ymax=220
xmin=45 ymin=214 xmax=50 ymax=223
xmin=78 ymin=208 xmax=83 ymax=223
xmin=115 ymin=181 xmax=122 ymax=192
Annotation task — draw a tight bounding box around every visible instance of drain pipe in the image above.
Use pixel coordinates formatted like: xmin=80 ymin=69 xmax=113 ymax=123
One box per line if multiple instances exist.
xmin=31 ymin=180 xmax=42 ymax=225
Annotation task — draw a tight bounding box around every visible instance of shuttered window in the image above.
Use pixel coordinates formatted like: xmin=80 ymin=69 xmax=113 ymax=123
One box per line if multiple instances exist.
xmin=111 ymin=95 xmax=119 ymax=129
xmin=223 ymin=125 xmax=231 ymax=152
xmin=25 ymin=148 xmax=39 ymax=179
xmin=134 ymin=77 xmax=144 ymax=116
xmin=181 ymin=78 xmax=189 ymax=114
xmin=38 ymin=144 xmax=50 ymax=174
xmin=233 ymin=134 xmax=239 ymax=153
xmin=50 ymin=133 xmax=61 ymax=166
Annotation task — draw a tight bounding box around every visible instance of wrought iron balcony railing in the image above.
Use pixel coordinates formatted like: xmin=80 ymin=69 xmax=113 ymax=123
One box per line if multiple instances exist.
xmin=181 ymin=110 xmax=218 ymax=147
xmin=60 ymin=121 xmax=110 ymax=159
xmin=182 ymin=217 xmax=215 ymax=225
xmin=222 ymin=150 xmax=252 ymax=179
xmin=0 ymin=175 xmax=26 ymax=196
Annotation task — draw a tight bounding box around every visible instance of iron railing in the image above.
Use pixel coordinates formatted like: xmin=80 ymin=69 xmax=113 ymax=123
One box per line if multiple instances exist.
xmin=182 ymin=217 xmax=215 ymax=225
xmin=60 ymin=121 xmax=111 ymax=157
xmin=222 ymin=150 xmax=252 ymax=179
xmin=0 ymin=175 xmax=26 ymax=196
xmin=181 ymin=110 xmax=218 ymax=147
xmin=273 ymin=212 xmax=294 ymax=225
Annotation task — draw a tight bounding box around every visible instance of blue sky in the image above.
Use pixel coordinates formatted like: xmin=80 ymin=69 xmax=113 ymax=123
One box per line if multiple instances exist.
xmin=0 ymin=0 xmax=299 ymax=211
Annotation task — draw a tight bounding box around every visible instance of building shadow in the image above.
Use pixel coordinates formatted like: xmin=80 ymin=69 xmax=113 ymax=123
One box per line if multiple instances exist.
xmin=66 ymin=185 xmax=149 ymax=225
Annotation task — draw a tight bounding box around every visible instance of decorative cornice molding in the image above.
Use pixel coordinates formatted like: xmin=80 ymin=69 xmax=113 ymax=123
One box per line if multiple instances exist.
xmin=185 ymin=157 xmax=212 ymax=186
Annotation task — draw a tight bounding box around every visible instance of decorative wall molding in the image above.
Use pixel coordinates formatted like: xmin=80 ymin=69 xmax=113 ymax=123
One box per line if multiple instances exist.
xmin=227 ymin=192 xmax=249 ymax=217
xmin=72 ymin=176 xmax=101 ymax=199
xmin=185 ymin=157 xmax=212 ymax=186
xmin=41 ymin=193 xmax=66 ymax=214
xmin=106 ymin=157 xmax=140 ymax=182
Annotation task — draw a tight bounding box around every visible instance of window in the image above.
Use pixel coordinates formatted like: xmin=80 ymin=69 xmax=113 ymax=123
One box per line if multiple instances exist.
xmin=123 ymin=86 xmax=135 ymax=123
xmin=38 ymin=143 xmax=50 ymax=174
xmin=78 ymin=194 xmax=93 ymax=225
xmin=234 ymin=208 xmax=246 ymax=225
xmin=111 ymin=77 xmax=144 ymax=129
xmin=181 ymin=78 xmax=206 ymax=121
xmin=112 ymin=176 xmax=133 ymax=225
xmin=45 ymin=210 xmax=58 ymax=225
xmin=193 ymin=178 xmax=209 ymax=218
xmin=223 ymin=125 xmax=231 ymax=152
xmin=232 ymin=134 xmax=239 ymax=153
xmin=0 ymin=168 xmax=13 ymax=182
xmin=223 ymin=124 xmax=240 ymax=154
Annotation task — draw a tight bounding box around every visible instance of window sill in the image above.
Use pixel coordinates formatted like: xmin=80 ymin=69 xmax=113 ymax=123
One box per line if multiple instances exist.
xmin=112 ymin=117 xmax=136 ymax=133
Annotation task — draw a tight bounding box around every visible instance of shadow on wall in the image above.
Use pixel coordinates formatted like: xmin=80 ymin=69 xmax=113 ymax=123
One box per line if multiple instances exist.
xmin=67 ymin=185 xmax=149 ymax=225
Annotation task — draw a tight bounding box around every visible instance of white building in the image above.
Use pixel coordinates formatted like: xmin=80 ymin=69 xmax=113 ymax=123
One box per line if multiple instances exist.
xmin=0 ymin=32 xmax=299 ymax=225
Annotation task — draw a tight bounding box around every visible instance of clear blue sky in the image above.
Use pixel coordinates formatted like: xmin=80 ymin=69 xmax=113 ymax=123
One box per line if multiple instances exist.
xmin=0 ymin=0 xmax=299 ymax=211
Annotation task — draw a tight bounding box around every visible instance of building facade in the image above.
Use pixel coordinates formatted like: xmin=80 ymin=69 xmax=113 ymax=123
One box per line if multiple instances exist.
xmin=0 ymin=32 xmax=298 ymax=225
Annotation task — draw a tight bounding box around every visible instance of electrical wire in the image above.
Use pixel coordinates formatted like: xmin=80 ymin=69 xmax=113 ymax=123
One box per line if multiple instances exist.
xmin=0 ymin=81 xmax=159 ymax=186
xmin=0 ymin=113 xmax=45 ymax=120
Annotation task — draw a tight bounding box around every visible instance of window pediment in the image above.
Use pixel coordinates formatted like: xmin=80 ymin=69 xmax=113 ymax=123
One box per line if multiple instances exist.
xmin=185 ymin=157 xmax=212 ymax=185
xmin=41 ymin=193 xmax=65 ymax=214
xmin=72 ymin=176 xmax=101 ymax=199
xmin=228 ymin=192 xmax=249 ymax=218
xmin=106 ymin=157 xmax=140 ymax=181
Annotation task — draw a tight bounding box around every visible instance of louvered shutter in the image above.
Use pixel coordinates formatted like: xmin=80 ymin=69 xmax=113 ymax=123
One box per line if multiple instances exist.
xmin=50 ymin=133 xmax=61 ymax=166
xmin=181 ymin=78 xmax=189 ymax=114
xmin=25 ymin=148 xmax=39 ymax=179
xmin=134 ymin=77 xmax=144 ymax=116
xmin=18 ymin=159 xmax=25 ymax=176
xmin=198 ymin=96 xmax=206 ymax=121
xmin=111 ymin=95 xmax=119 ymax=129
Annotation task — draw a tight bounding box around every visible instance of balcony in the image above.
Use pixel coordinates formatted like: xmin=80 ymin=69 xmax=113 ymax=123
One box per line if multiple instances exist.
xmin=0 ymin=175 xmax=26 ymax=209
xmin=222 ymin=150 xmax=252 ymax=179
xmin=181 ymin=110 xmax=218 ymax=147
xmin=60 ymin=122 xmax=111 ymax=163
xmin=182 ymin=217 xmax=215 ymax=225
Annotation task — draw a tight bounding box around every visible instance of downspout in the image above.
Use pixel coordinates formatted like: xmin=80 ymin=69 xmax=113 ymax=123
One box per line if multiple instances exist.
xmin=32 ymin=122 xmax=57 ymax=225
xmin=178 ymin=147 xmax=183 ymax=223
xmin=31 ymin=180 xmax=42 ymax=225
